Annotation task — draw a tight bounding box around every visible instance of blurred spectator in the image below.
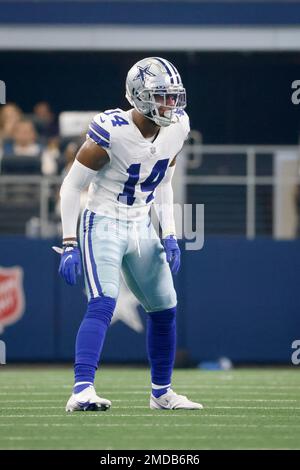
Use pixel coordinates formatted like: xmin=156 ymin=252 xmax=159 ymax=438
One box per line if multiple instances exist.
xmin=2 ymin=119 xmax=60 ymax=175
xmin=42 ymin=136 xmax=60 ymax=175
xmin=11 ymin=119 xmax=41 ymax=157
xmin=32 ymin=101 xmax=58 ymax=140
xmin=0 ymin=103 xmax=23 ymax=155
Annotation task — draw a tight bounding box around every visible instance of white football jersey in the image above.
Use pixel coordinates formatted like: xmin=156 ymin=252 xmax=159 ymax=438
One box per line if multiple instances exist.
xmin=86 ymin=108 xmax=190 ymax=221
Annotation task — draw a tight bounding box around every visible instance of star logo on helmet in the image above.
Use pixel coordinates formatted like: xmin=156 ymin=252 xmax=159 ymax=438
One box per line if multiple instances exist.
xmin=133 ymin=65 xmax=155 ymax=83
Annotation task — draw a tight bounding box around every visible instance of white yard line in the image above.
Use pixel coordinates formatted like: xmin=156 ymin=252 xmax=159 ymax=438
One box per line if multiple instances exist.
xmin=212 ymin=406 xmax=300 ymax=410
xmin=0 ymin=398 xmax=298 ymax=403
xmin=2 ymin=405 xmax=300 ymax=411
xmin=0 ymin=400 xmax=65 ymax=403
xmin=1 ymin=422 xmax=300 ymax=428
xmin=0 ymin=413 xmax=299 ymax=418
xmin=1 ymin=406 xmax=148 ymax=410
xmin=0 ymin=434 xmax=297 ymax=442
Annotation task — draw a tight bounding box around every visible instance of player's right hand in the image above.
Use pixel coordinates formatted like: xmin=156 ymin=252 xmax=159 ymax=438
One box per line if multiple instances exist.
xmin=52 ymin=244 xmax=82 ymax=286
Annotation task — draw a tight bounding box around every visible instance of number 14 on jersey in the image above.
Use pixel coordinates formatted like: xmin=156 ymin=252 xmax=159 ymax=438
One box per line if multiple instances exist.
xmin=118 ymin=159 xmax=169 ymax=205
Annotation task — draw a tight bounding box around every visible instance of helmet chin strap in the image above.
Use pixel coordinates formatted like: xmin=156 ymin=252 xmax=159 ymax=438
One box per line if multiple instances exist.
xmin=143 ymin=109 xmax=179 ymax=127
xmin=153 ymin=117 xmax=171 ymax=127
xmin=152 ymin=110 xmax=179 ymax=127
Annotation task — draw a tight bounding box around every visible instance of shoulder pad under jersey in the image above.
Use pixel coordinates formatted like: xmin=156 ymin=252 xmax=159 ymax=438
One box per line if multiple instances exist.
xmin=175 ymin=110 xmax=190 ymax=141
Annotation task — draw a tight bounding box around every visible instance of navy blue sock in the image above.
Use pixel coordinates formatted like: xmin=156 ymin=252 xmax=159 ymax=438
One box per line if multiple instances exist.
xmin=73 ymin=382 xmax=93 ymax=394
xmin=152 ymin=386 xmax=171 ymax=398
xmin=74 ymin=296 xmax=116 ymax=388
xmin=146 ymin=306 xmax=176 ymax=397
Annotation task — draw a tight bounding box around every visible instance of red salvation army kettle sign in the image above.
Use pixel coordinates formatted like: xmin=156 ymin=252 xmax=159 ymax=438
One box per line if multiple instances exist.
xmin=0 ymin=266 xmax=25 ymax=333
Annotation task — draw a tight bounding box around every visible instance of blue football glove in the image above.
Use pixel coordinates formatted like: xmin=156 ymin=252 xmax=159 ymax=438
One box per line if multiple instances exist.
xmin=162 ymin=235 xmax=181 ymax=275
xmin=52 ymin=243 xmax=82 ymax=286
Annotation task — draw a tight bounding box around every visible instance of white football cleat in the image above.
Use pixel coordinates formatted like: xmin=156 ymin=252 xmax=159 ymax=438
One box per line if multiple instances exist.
xmin=65 ymin=385 xmax=111 ymax=412
xmin=150 ymin=389 xmax=203 ymax=410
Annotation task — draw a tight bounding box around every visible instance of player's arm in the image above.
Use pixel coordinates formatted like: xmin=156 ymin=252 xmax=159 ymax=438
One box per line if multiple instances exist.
xmin=154 ymin=156 xmax=180 ymax=274
xmin=61 ymin=139 xmax=109 ymax=244
xmin=54 ymin=139 xmax=109 ymax=285
xmin=155 ymin=112 xmax=189 ymax=274
xmin=154 ymin=156 xmax=177 ymax=238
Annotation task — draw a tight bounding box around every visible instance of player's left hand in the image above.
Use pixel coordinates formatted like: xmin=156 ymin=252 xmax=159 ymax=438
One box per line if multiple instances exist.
xmin=162 ymin=235 xmax=181 ymax=275
xmin=52 ymin=244 xmax=82 ymax=285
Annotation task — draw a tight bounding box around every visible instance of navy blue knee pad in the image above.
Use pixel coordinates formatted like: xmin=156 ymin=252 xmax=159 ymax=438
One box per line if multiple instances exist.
xmin=85 ymin=295 xmax=116 ymax=324
xmin=147 ymin=306 xmax=176 ymax=329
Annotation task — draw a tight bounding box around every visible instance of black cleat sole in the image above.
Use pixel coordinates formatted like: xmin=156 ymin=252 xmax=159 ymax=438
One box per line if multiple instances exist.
xmin=82 ymin=403 xmax=110 ymax=412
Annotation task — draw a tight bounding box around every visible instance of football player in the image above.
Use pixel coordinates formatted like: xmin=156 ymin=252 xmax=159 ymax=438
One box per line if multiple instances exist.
xmin=56 ymin=57 xmax=203 ymax=411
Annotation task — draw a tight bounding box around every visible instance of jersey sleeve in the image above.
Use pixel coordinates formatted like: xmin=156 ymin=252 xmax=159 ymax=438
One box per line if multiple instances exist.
xmin=86 ymin=112 xmax=112 ymax=158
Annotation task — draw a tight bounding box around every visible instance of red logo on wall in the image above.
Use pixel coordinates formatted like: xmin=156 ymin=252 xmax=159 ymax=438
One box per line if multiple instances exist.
xmin=0 ymin=267 xmax=25 ymax=333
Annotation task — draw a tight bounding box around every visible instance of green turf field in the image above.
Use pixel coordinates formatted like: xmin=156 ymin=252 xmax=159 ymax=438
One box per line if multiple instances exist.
xmin=0 ymin=366 xmax=299 ymax=450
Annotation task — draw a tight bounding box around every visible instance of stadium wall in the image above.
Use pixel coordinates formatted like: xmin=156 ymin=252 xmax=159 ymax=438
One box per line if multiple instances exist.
xmin=0 ymin=236 xmax=299 ymax=365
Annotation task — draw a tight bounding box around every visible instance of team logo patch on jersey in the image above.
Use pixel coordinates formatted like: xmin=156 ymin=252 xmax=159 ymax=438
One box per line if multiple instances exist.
xmin=0 ymin=267 xmax=25 ymax=333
